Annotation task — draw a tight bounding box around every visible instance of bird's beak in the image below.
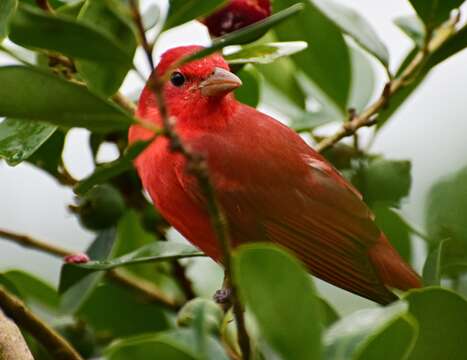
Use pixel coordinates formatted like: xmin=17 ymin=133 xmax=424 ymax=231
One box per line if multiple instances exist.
xmin=199 ymin=67 xmax=242 ymax=97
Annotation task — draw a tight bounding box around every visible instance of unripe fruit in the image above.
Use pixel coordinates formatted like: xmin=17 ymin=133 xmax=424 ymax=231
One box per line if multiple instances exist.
xmin=203 ymin=0 xmax=272 ymax=37
xmin=77 ymin=184 xmax=125 ymax=231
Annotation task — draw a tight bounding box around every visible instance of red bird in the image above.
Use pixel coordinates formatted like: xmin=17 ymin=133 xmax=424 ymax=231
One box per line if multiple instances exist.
xmin=129 ymin=46 xmax=421 ymax=305
xmin=202 ymin=0 xmax=272 ymax=37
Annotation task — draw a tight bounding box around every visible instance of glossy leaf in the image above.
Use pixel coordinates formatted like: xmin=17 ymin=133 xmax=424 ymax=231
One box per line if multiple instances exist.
xmin=225 ymin=41 xmax=308 ymax=65
xmin=0 ymin=0 xmax=17 ymax=40
xmin=180 ymin=4 xmax=304 ymax=66
xmin=395 ymin=16 xmax=426 ymax=48
xmin=312 ymin=0 xmax=389 ymax=67
xmin=27 ymin=129 xmax=66 ymax=178
xmin=273 ymin=0 xmax=351 ymax=112
xmin=0 ymin=66 xmax=134 ymax=132
xmin=404 ymin=287 xmax=467 ymax=360
xmin=165 ymin=0 xmax=227 ymax=29
xmin=76 ymin=0 xmax=137 ymax=96
xmin=422 ymin=239 xmax=448 ymax=286
xmin=234 ymin=244 xmax=322 ymax=360
xmin=106 ymin=329 xmax=229 ymax=360
xmin=74 ymin=140 xmax=150 ymax=195
xmin=10 ymin=4 xmax=133 ymax=66
xmin=234 ymin=64 xmax=261 ymax=108
xmin=59 ymin=228 xmax=117 ymax=313
xmin=408 ymin=0 xmax=464 ymax=30
xmin=348 ymin=46 xmax=377 ymax=113
xmin=324 ymin=302 xmax=418 ymax=360
xmin=0 ymin=118 xmax=56 ymax=166
xmin=373 ymin=206 xmax=412 ymax=263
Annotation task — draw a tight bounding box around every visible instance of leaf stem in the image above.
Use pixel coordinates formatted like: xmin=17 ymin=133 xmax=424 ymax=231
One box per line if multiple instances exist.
xmin=0 ymin=286 xmax=83 ymax=360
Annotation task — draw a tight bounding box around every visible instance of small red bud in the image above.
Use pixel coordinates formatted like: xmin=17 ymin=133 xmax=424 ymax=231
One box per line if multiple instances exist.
xmin=203 ymin=0 xmax=272 ymax=37
xmin=64 ymin=253 xmax=90 ymax=264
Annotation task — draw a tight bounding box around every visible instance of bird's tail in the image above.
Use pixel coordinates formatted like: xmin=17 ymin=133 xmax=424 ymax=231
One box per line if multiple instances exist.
xmin=369 ymin=233 xmax=422 ymax=295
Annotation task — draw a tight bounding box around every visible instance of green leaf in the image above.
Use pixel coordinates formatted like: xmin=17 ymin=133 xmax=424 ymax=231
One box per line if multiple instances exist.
xmin=425 ymin=166 xmax=467 ymax=278
xmin=428 ymin=25 xmax=467 ymax=67
xmin=63 ymin=241 xmax=204 ymax=289
xmin=56 ymin=0 xmax=85 ymax=18
xmin=78 ymin=282 xmax=170 ymax=339
xmin=165 ymin=0 xmax=227 ymax=29
xmin=0 ymin=0 xmax=17 ymax=40
xmin=403 ymin=287 xmax=467 ymax=360
xmin=0 ymin=119 xmax=56 ymax=166
xmin=1 ymin=270 xmax=59 ymax=313
xmin=106 ymin=329 xmax=229 ymax=360
xmin=10 ymin=4 xmax=133 ymax=66
xmin=312 ymin=0 xmax=389 ymax=67
xmin=74 ymin=140 xmax=150 ymax=195
xmin=27 ymin=129 xmax=65 ymax=178
xmin=180 ymin=4 xmax=304 ymax=65
xmin=0 ymin=66 xmax=134 ymax=132
xmin=273 ymin=0 xmax=351 ymax=112
xmin=225 ymin=41 xmax=308 ymax=65
xmin=324 ymin=302 xmax=418 ymax=360
xmin=234 ymin=244 xmax=322 ymax=360
xmin=76 ymin=0 xmax=137 ymax=96
xmin=395 ymin=16 xmax=426 ymax=48
xmin=422 ymin=239 xmax=448 ymax=286
xmin=348 ymin=46 xmax=377 ymax=113
xmin=353 ymin=158 xmax=412 ymax=207
xmin=318 ymin=297 xmax=340 ymax=328
xmin=59 ymin=228 xmax=117 ymax=313
xmin=373 ymin=206 xmax=412 ymax=263
xmin=234 ymin=64 xmax=261 ymax=108
xmin=408 ymin=0 xmax=464 ymax=30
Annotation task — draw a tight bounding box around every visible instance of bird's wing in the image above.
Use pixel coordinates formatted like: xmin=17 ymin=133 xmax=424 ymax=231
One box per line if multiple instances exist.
xmin=176 ymin=105 xmax=396 ymax=303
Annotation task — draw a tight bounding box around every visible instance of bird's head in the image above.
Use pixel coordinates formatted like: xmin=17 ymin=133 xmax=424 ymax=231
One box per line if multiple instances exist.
xmin=136 ymin=46 xmax=242 ymax=130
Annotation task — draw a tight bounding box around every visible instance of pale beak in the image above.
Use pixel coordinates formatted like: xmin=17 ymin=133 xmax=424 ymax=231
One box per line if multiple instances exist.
xmin=199 ymin=67 xmax=242 ymax=97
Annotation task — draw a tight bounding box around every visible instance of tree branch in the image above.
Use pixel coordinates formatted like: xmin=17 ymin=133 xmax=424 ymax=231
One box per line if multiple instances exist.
xmin=129 ymin=0 xmax=154 ymax=69
xmin=0 ymin=310 xmax=34 ymax=360
xmin=0 ymin=287 xmax=83 ymax=360
xmin=316 ymin=20 xmax=458 ymax=153
xmin=131 ymin=5 xmax=252 ymax=359
xmin=0 ymin=228 xmax=179 ymax=309
xmin=35 ymin=0 xmax=54 ymax=12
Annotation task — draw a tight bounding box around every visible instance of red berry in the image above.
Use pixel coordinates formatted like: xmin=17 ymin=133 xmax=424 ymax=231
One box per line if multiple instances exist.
xmin=203 ymin=0 xmax=272 ymax=37
xmin=64 ymin=253 xmax=90 ymax=264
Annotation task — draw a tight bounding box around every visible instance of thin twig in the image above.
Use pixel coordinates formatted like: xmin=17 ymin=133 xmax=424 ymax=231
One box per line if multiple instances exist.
xmin=131 ymin=3 xmax=251 ymax=357
xmin=129 ymin=0 xmax=155 ymax=69
xmin=0 ymin=287 xmax=83 ymax=360
xmin=0 ymin=310 xmax=34 ymax=360
xmin=0 ymin=229 xmax=179 ymax=309
xmin=316 ymin=21 xmax=457 ymax=153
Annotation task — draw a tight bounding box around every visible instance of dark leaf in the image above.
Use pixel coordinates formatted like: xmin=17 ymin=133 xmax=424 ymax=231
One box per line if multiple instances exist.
xmin=0 ymin=119 xmax=56 ymax=166
xmin=0 ymin=0 xmax=17 ymax=40
xmin=312 ymin=0 xmax=389 ymax=67
xmin=408 ymin=0 xmax=464 ymax=30
xmin=59 ymin=228 xmax=117 ymax=313
xmin=76 ymin=0 xmax=137 ymax=96
xmin=234 ymin=244 xmax=322 ymax=360
xmin=10 ymin=4 xmax=133 ymax=65
xmin=165 ymin=0 xmax=228 ymax=29
xmin=234 ymin=64 xmax=261 ymax=108
xmin=27 ymin=129 xmax=66 ymax=177
xmin=273 ymin=0 xmax=351 ymax=112
xmin=404 ymin=287 xmax=467 ymax=360
xmin=0 ymin=66 xmax=134 ymax=132
xmin=422 ymin=239 xmax=448 ymax=286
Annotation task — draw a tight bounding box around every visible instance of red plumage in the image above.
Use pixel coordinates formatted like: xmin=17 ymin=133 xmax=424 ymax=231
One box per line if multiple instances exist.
xmin=129 ymin=46 xmax=421 ymax=305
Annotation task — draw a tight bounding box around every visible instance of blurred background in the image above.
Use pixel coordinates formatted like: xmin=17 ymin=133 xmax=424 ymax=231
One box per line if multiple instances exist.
xmin=1 ymin=0 xmax=467 ymax=315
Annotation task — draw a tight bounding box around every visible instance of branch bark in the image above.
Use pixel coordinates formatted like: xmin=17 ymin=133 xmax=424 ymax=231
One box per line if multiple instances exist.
xmin=0 ymin=287 xmax=83 ymax=360
xmin=0 ymin=310 xmax=34 ymax=360
xmin=316 ymin=19 xmax=458 ymax=153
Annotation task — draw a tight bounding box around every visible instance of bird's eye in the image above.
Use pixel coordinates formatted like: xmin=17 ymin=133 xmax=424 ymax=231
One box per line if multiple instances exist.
xmin=170 ymin=71 xmax=186 ymax=87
